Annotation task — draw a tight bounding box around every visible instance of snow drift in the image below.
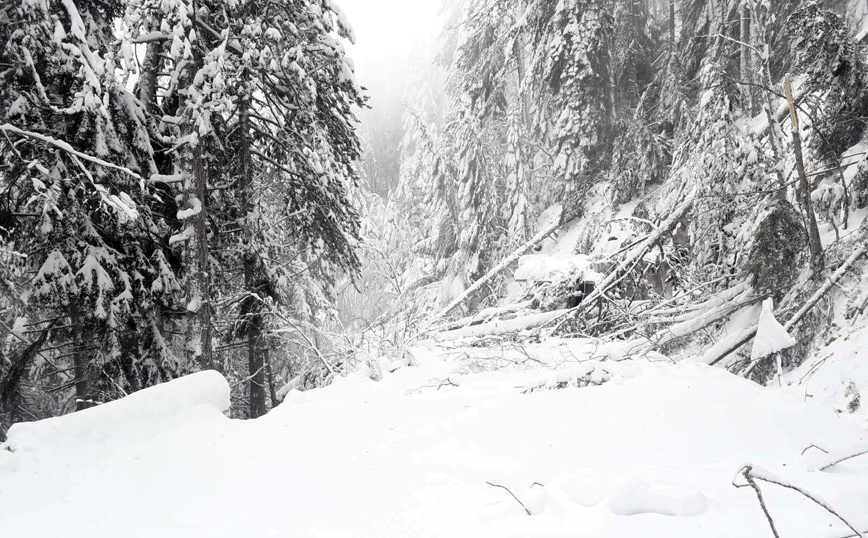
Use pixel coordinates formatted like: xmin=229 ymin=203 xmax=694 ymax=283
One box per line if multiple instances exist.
xmin=1 ymin=351 xmax=867 ymax=537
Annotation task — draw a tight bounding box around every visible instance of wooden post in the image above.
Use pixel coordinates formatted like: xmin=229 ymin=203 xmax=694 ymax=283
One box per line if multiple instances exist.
xmin=784 ymin=76 xmax=824 ymax=272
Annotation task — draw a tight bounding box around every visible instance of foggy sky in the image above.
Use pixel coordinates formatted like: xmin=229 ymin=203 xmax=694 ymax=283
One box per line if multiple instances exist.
xmin=337 ymin=0 xmax=442 ymax=108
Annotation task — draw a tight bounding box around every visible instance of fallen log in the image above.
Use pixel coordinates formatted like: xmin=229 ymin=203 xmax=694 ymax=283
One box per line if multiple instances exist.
xmin=437 ymin=300 xmax=533 ymax=332
xmin=653 ymin=287 xmax=757 ymax=348
xmin=435 ymin=309 xmax=571 ymax=341
xmin=434 ymin=217 xmax=561 ymax=320
xmin=702 ymin=246 xmax=867 ymax=371
xmin=548 ymin=194 xmax=696 ymax=334
xmin=606 ymin=282 xmax=755 ymax=361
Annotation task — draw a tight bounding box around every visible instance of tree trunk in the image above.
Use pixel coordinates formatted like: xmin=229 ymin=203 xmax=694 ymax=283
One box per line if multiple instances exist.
xmin=512 ymin=9 xmax=535 ymax=213
xmin=740 ymin=4 xmax=754 ymax=114
xmin=246 ymin=311 xmax=266 ymax=418
xmin=187 ymin=4 xmax=213 ymax=371
xmin=192 ymin=145 xmax=213 ymax=370
xmin=751 ymin=5 xmax=786 ymax=191
xmin=70 ymin=309 xmax=91 ymax=411
xmin=264 ymin=347 xmax=279 ymax=409
xmin=785 ymin=77 xmax=824 ymax=272
xmin=137 ymin=41 xmax=161 ymax=114
xmin=239 ymin=97 xmax=266 ymax=418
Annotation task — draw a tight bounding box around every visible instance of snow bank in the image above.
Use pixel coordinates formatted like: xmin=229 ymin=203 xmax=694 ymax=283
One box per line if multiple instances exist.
xmin=6 ymin=370 xmax=229 ymax=455
xmin=785 ymin=324 xmax=868 ymax=428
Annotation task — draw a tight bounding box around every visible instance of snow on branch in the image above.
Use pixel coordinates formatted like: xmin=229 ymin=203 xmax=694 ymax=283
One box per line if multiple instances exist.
xmin=811 ymin=440 xmax=868 ymax=472
xmin=0 ymin=123 xmax=145 ymax=183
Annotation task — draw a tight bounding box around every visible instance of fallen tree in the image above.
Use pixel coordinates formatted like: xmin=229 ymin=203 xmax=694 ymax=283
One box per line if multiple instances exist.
xmin=437 ymin=300 xmax=534 ymax=332
xmin=624 ymin=283 xmax=758 ymax=358
xmin=435 ymin=309 xmax=571 ymax=341
xmin=548 ymin=193 xmax=696 ymax=334
xmin=433 ymin=217 xmax=562 ymax=320
xmin=702 ymin=245 xmax=868 ymax=370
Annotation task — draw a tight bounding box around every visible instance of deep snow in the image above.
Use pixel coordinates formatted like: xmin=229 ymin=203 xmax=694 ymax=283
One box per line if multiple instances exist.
xmin=2 ymin=346 xmax=867 ymax=537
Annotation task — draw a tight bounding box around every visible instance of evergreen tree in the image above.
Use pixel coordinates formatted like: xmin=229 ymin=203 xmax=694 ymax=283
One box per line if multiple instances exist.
xmin=528 ymin=0 xmax=614 ymax=213
xmin=1 ymin=0 xmax=187 ymax=415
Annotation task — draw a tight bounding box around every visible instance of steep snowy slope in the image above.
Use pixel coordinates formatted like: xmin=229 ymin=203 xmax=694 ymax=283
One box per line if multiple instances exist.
xmin=1 ymin=348 xmax=866 ymax=537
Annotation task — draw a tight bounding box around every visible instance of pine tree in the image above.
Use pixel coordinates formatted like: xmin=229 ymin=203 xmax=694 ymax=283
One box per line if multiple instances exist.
xmin=528 ymin=0 xmax=614 ymax=212
xmin=785 ymin=4 xmax=868 ymax=164
xmin=1 ymin=0 xmax=188 ymax=415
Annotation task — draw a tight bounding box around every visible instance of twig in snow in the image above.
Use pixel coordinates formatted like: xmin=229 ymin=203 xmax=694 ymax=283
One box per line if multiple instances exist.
xmin=486 ymin=481 xmax=532 ymax=516
xmin=816 ymin=441 xmax=868 ymax=472
xmin=831 ymin=530 xmax=868 ymax=538
xmin=734 ymin=464 xmax=864 ymax=538
xmin=799 ymin=356 xmax=828 ymax=385
xmin=734 ymin=466 xmax=781 ymax=538
xmin=436 ymin=377 xmax=459 ymax=390
xmin=801 ymin=444 xmax=829 ymax=456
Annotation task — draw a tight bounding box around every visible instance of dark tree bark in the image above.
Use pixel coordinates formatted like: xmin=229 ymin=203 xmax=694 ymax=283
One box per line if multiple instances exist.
xmin=189 ymin=1 xmax=213 ymax=371
xmin=239 ymin=96 xmax=266 ymax=418
xmin=264 ymin=347 xmax=279 ymax=409
xmin=785 ymin=76 xmax=824 ymax=272
xmin=192 ymin=144 xmax=213 ymax=370
xmin=245 ymin=308 xmax=266 ymax=418
xmin=136 ymin=41 xmax=161 ymax=113
xmin=740 ymin=4 xmax=754 ymax=114
xmin=70 ymin=309 xmax=91 ymax=411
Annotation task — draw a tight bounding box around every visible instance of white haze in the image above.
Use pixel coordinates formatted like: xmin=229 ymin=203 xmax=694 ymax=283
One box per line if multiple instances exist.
xmin=338 ymin=0 xmax=442 ymax=107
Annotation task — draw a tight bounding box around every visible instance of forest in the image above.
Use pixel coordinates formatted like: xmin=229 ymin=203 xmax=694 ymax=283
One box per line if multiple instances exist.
xmin=3 ymin=0 xmax=868 ymax=536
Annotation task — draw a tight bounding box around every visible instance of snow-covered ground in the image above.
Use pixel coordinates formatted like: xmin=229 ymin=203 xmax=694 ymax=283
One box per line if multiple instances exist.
xmin=786 ymin=323 xmax=868 ymax=429
xmin=2 ymin=346 xmax=867 ymax=537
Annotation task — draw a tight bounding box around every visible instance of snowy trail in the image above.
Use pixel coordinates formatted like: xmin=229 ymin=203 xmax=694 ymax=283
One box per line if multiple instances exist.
xmin=2 ymin=346 xmax=868 ymax=537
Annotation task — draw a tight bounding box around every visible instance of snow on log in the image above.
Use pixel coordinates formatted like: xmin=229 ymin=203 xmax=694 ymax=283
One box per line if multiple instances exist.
xmin=435 ymin=309 xmax=570 ymax=341
xmin=653 ymin=286 xmax=755 ymax=348
xmin=652 ymin=282 xmax=750 ymax=324
xmin=702 ymin=326 xmax=758 ymax=366
xmin=438 ymin=300 xmax=533 ymax=332
xmin=782 ymin=247 xmax=868 ymax=332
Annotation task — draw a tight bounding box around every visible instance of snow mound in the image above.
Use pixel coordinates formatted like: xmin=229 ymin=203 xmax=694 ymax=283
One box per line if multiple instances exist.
xmin=606 ymin=478 xmax=708 ymax=517
xmin=531 ymin=472 xmax=708 ymax=517
xmin=6 ymin=370 xmax=229 ymax=455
